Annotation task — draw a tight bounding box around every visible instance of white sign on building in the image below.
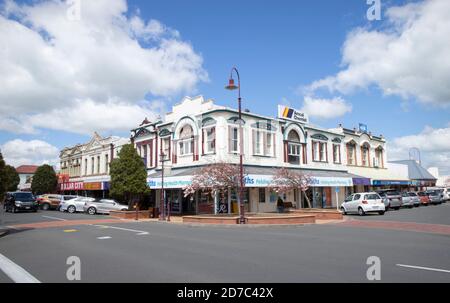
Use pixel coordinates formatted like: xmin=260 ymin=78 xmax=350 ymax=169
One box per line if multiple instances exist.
xmin=278 ymin=105 xmax=309 ymax=124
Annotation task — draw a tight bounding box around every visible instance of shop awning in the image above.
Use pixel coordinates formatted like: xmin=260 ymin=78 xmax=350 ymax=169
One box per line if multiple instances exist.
xmin=148 ymin=166 xmax=367 ymax=189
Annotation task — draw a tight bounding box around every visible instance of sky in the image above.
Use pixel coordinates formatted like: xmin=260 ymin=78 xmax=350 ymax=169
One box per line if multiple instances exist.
xmin=0 ymin=0 xmax=449 ymax=175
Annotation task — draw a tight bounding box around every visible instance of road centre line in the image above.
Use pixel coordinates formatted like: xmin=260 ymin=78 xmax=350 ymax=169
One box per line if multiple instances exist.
xmin=0 ymin=253 xmax=41 ymax=283
xmin=97 ymin=236 xmax=112 ymax=240
xmin=396 ymin=264 xmax=450 ymax=274
xmin=91 ymin=225 xmax=149 ymax=236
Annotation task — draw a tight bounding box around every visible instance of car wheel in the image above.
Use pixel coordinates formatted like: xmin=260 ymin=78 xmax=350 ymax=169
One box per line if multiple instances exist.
xmin=378 ymin=211 xmax=385 ymax=215
xmin=87 ymin=207 xmax=96 ymax=215
xmin=340 ymin=207 xmax=347 ymax=215
xmin=358 ymin=207 xmax=365 ymax=216
xmin=41 ymin=203 xmax=50 ymax=211
xmin=67 ymin=205 xmax=76 ymax=214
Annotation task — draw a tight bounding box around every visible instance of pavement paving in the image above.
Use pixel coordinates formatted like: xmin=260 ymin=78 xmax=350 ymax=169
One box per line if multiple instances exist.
xmin=0 ymin=204 xmax=449 ymax=283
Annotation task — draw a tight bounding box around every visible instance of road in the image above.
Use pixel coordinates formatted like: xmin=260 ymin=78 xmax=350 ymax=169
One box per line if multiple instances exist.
xmin=1 ymin=203 xmax=449 ymax=283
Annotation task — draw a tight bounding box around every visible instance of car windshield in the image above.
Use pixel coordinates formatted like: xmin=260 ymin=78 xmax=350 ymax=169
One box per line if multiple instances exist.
xmin=408 ymin=193 xmax=417 ymax=197
xmin=417 ymin=192 xmax=426 ymax=196
xmin=13 ymin=193 xmax=35 ymax=201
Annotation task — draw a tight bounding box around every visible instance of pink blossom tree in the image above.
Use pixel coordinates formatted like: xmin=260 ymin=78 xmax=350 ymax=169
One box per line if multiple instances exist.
xmin=270 ymin=168 xmax=313 ymax=208
xmin=183 ymin=163 xmax=242 ymax=213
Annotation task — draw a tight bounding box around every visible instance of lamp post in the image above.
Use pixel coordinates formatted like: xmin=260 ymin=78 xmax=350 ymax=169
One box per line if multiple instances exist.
xmin=225 ymin=67 xmax=246 ymax=224
xmin=159 ymin=151 xmax=168 ymax=221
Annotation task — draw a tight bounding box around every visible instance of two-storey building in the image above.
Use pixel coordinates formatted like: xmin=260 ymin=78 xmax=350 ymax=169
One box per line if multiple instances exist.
xmin=59 ymin=132 xmax=129 ymax=198
xmin=131 ymin=96 xmax=371 ymax=215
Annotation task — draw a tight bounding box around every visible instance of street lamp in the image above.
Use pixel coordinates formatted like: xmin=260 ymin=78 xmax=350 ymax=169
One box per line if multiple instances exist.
xmin=225 ymin=67 xmax=246 ymax=224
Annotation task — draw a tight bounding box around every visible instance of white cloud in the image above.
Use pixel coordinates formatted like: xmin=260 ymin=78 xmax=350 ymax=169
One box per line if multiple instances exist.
xmin=307 ymin=0 xmax=450 ymax=106
xmin=388 ymin=126 xmax=450 ymax=175
xmin=0 ymin=0 xmax=207 ymax=133
xmin=300 ymin=96 xmax=352 ymax=119
xmin=1 ymin=139 xmax=59 ymax=167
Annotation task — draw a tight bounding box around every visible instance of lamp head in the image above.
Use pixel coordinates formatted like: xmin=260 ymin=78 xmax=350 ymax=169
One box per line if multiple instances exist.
xmin=225 ymin=78 xmax=238 ymax=91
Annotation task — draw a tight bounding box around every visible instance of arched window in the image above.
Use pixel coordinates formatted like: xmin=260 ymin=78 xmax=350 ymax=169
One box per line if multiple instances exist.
xmin=375 ymin=146 xmax=384 ymax=168
xmin=287 ymin=130 xmax=301 ymax=165
xmin=346 ymin=141 xmax=357 ymax=166
xmin=179 ymin=125 xmax=194 ymax=156
xmin=361 ymin=143 xmax=371 ymax=167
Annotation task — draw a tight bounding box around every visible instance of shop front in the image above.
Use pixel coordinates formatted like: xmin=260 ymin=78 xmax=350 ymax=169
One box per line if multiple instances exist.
xmin=59 ymin=181 xmax=111 ymax=198
xmin=148 ymin=167 xmax=359 ymax=214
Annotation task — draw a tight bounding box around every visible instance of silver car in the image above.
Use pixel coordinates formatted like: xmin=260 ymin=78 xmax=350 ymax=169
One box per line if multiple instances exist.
xmin=83 ymin=199 xmax=128 ymax=215
xmin=377 ymin=190 xmax=403 ymax=210
xmin=60 ymin=197 xmax=95 ymax=213
xmin=401 ymin=192 xmax=419 ymax=208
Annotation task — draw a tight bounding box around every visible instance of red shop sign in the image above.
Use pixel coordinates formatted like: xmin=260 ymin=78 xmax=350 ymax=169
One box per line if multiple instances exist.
xmin=60 ymin=182 xmax=84 ymax=191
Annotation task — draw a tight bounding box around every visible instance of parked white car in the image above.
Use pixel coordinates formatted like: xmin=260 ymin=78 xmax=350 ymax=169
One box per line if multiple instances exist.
xmin=60 ymin=197 xmax=95 ymax=213
xmin=83 ymin=199 xmax=128 ymax=215
xmin=341 ymin=192 xmax=386 ymax=216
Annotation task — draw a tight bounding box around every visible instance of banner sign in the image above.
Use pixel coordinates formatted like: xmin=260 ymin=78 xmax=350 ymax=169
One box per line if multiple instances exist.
xmin=278 ymin=105 xmax=309 ymax=124
xmin=148 ymin=174 xmax=353 ymax=189
xmin=84 ymin=182 xmax=102 ymax=190
xmin=60 ymin=182 xmax=84 ymax=191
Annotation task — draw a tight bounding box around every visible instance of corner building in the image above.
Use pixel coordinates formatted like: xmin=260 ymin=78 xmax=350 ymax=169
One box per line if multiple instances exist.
xmin=131 ymin=96 xmax=395 ymax=215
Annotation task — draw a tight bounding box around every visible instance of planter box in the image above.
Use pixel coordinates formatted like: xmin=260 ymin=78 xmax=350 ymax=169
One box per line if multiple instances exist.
xmin=290 ymin=209 xmax=343 ymax=220
xmin=182 ymin=214 xmax=316 ymax=225
xmin=109 ymin=210 xmax=151 ymax=219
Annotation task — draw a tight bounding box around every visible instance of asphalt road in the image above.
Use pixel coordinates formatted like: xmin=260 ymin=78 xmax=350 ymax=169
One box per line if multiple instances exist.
xmin=0 ymin=204 xmax=449 ymax=283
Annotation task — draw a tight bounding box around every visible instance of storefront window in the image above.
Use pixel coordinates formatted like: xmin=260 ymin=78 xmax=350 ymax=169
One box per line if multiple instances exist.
xmin=259 ymin=188 xmax=266 ymax=203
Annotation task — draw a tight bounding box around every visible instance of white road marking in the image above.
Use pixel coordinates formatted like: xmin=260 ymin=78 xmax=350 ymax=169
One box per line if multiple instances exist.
xmin=0 ymin=253 xmax=41 ymax=283
xmin=97 ymin=236 xmax=112 ymax=240
xmin=42 ymin=216 xmax=67 ymax=221
xmin=396 ymin=264 xmax=450 ymax=274
xmin=92 ymin=225 xmax=149 ymax=236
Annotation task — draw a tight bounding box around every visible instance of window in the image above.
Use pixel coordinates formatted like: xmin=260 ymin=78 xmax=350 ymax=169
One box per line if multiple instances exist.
xmin=162 ymin=138 xmax=170 ymax=159
xmin=179 ymin=140 xmax=193 ymax=156
xmin=91 ymin=157 xmax=94 ymax=175
xmin=179 ymin=125 xmax=194 ymax=156
xmin=375 ymin=147 xmax=383 ymax=167
xmin=259 ymin=188 xmax=266 ymax=203
xmin=255 ymin=130 xmax=262 ymax=155
xmin=353 ymin=194 xmax=361 ymax=200
xmin=85 ymin=159 xmax=88 ymax=176
xmin=230 ymin=127 xmax=239 ymax=153
xmin=361 ymin=144 xmax=370 ymax=167
xmin=287 ymin=130 xmax=302 ymax=164
xmin=313 ymin=141 xmax=327 ymax=162
xmin=205 ymin=127 xmax=216 ymax=154
xmin=347 ymin=143 xmax=356 ymax=165
xmin=333 ymin=144 xmax=341 ymax=164
xmin=265 ymin=133 xmax=273 ymax=156
xmin=97 ymin=156 xmax=100 ymax=174
xmin=105 ymin=155 xmax=109 ymax=174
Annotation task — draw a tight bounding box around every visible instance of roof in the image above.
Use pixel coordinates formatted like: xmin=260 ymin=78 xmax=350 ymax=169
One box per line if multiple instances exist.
xmin=16 ymin=165 xmax=39 ymax=174
xmin=389 ymin=160 xmax=437 ymax=180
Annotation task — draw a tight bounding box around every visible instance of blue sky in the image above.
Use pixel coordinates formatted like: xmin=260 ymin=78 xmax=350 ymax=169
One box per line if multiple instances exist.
xmin=0 ymin=0 xmax=449 ymax=174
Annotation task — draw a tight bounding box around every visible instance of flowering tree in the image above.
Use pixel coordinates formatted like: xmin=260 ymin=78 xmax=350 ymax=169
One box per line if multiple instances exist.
xmin=270 ymin=168 xmax=313 ymax=208
xmin=183 ymin=163 xmax=242 ymax=213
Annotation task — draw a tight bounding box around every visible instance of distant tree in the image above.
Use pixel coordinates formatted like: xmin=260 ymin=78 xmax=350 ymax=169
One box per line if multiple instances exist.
xmin=110 ymin=144 xmax=149 ymax=209
xmin=3 ymin=165 xmax=20 ymax=192
xmin=31 ymin=165 xmax=58 ymax=195
xmin=270 ymin=168 xmax=313 ymax=208
xmin=0 ymin=151 xmax=6 ymax=200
